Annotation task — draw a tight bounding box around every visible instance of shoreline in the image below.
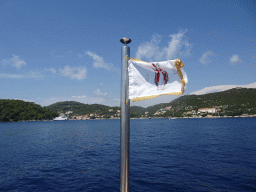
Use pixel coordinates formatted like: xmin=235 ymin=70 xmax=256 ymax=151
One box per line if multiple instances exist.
xmin=1 ymin=115 xmax=255 ymax=123
xmin=131 ymin=115 xmax=256 ymax=119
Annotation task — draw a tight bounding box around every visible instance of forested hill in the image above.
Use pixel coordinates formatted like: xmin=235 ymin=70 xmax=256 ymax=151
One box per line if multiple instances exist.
xmin=170 ymin=87 xmax=256 ymax=110
xmin=46 ymin=101 xmax=120 ymax=116
xmin=1 ymin=88 xmax=255 ymax=122
xmin=46 ymin=101 xmax=147 ymax=118
xmin=0 ymin=99 xmax=59 ymax=122
xmin=144 ymin=87 xmax=256 ymax=117
xmin=47 ymin=88 xmax=256 ymax=118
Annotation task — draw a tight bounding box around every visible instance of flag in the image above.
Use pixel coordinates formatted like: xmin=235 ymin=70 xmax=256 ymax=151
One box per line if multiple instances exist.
xmin=128 ymin=58 xmax=188 ymax=102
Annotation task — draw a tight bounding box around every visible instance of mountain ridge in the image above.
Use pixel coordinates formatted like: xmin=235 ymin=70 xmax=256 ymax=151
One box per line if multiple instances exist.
xmin=1 ymin=87 xmax=255 ymax=121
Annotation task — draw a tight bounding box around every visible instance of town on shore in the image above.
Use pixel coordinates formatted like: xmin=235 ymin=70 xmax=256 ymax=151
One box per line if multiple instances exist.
xmin=1 ymin=87 xmax=256 ymax=122
xmin=60 ymin=105 xmax=256 ymax=121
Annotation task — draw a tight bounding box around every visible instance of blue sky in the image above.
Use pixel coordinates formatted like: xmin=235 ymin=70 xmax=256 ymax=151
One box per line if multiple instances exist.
xmin=0 ymin=0 xmax=255 ymax=107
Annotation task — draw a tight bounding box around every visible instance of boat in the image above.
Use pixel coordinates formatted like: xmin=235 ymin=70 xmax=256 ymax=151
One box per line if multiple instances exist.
xmin=53 ymin=116 xmax=68 ymax=121
xmin=148 ymin=117 xmax=151 ymax=119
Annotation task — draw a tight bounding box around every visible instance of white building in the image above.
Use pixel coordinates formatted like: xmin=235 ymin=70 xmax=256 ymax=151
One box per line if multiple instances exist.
xmin=198 ymin=108 xmax=217 ymax=114
xmin=65 ymin=111 xmax=73 ymax=115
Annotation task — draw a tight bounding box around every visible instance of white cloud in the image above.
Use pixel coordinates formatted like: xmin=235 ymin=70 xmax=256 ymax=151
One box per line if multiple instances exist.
xmin=0 ymin=74 xmax=23 ymax=78
xmin=59 ymin=65 xmax=86 ymax=80
xmin=86 ymin=51 xmax=111 ymax=69
xmin=163 ymin=30 xmax=191 ymax=59
xmin=229 ymin=54 xmax=242 ymax=64
xmin=136 ymin=35 xmax=162 ymax=61
xmin=0 ymin=71 xmax=43 ymax=79
xmin=93 ymin=89 xmax=107 ymax=96
xmin=1 ymin=55 xmax=26 ymax=69
xmin=27 ymin=71 xmax=44 ymax=78
xmin=72 ymin=95 xmax=87 ymax=99
xmin=190 ymin=82 xmax=256 ymax=95
xmin=199 ymin=50 xmax=214 ymax=64
xmin=136 ymin=30 xmax=191 ymax=61
xmin=45 ymin=67 xmax=56 ymax=73
xmin=38 ymin=95 xmax=120 ymax=107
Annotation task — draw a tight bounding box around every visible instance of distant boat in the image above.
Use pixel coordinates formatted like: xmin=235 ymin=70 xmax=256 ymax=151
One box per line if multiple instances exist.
xmin=149 ymin=117 xmax=151 ymax=119
xmin=54 ymin=116 xmax=68 ymax=121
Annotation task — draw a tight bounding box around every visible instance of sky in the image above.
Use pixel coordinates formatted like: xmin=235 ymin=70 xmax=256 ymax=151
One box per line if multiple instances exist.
xmin=0 ymin=0 xmax=255 ymax=108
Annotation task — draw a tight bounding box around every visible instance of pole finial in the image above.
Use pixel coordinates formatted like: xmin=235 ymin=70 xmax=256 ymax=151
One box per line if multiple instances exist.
xmin=120 ymin=37 xmax=131 ymax=45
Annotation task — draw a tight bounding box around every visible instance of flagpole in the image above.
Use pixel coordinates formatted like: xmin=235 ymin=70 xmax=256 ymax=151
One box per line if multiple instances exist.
xmin=120 ymin=37 xmax=131 ymax=192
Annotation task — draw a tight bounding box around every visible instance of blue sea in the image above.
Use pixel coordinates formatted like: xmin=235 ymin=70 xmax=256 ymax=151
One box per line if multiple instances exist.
xmin=0 ymin=118 xmax=256 ymax=191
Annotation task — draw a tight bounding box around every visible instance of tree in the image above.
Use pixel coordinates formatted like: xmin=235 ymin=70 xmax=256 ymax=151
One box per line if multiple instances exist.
xmin=130 ymin=112 xmax=140 ymax=118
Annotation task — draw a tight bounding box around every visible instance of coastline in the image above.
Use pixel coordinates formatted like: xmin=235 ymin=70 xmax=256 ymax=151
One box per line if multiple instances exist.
xmin=2 ymin=115 xmax=255 ymax=123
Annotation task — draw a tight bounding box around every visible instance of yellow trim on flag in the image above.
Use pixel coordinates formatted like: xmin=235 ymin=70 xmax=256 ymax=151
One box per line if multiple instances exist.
xmin=174 ymin=58 xmax=186 ymax=94
xmin=129 ymin=58 xmax=149 ymax=63
xmin=131 ymin=91 xmax=183 ymax=102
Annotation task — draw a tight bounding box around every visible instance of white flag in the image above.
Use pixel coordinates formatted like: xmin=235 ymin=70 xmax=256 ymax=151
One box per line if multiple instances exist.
xmin=128 ymin=58 xmax=188 ymax=102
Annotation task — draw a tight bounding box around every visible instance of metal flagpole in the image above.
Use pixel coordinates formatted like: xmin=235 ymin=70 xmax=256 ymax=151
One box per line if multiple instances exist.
xmin=120 ymin=37 xmax=131 ymax=192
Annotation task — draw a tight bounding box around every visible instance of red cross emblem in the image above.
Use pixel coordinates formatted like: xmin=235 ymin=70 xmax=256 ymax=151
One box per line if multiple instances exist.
xmin=152 ymin=63 xmax=169 ymax=87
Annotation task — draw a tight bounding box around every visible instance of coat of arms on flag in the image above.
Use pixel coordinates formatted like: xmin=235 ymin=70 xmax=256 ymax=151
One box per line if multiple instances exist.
xmin=128 ymin=58 xmax=188 ymax=102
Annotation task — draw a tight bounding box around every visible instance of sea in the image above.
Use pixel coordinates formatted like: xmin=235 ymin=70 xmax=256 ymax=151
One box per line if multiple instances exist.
xmin=0 ymin=118 xmax=256 ymax=192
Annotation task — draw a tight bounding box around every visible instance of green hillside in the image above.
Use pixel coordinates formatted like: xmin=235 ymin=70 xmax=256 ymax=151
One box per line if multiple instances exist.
xmin=46 ymin=101 xmax=148 ymax=118
xmin=130 ymin=106 xmax=146 ymax=118
xmin=0 ymin=99 xmax=58 ymax=122
xmin=45 ymin=88 xmax=256 ymax=118
xmin=150 ymin=87 xmax=256 ymax=117
xmin=46 ymin=101 xmax=121 ymax=118
xmin=1 ymin=87 xmax=255 ymax=122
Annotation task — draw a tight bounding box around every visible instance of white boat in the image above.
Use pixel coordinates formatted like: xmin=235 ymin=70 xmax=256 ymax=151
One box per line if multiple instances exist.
xmin=54 ymin=116 xmax=68 ymax=121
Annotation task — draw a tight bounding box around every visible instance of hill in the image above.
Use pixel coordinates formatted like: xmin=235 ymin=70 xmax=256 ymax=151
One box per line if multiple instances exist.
xmin=46 ymin=101 xmax=149 ymax=118
xmin=145 ymin=87 xmax=256 ymax=117
xmin=0 ymin=99 xmax=58 ymax=122
xmin=46 ymin=101 xmax=121 ymax=119
xmin=45 ymin=88 xmax=256 ymax=118
xmin=2 ymin=87 xmax=255 ymax=122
